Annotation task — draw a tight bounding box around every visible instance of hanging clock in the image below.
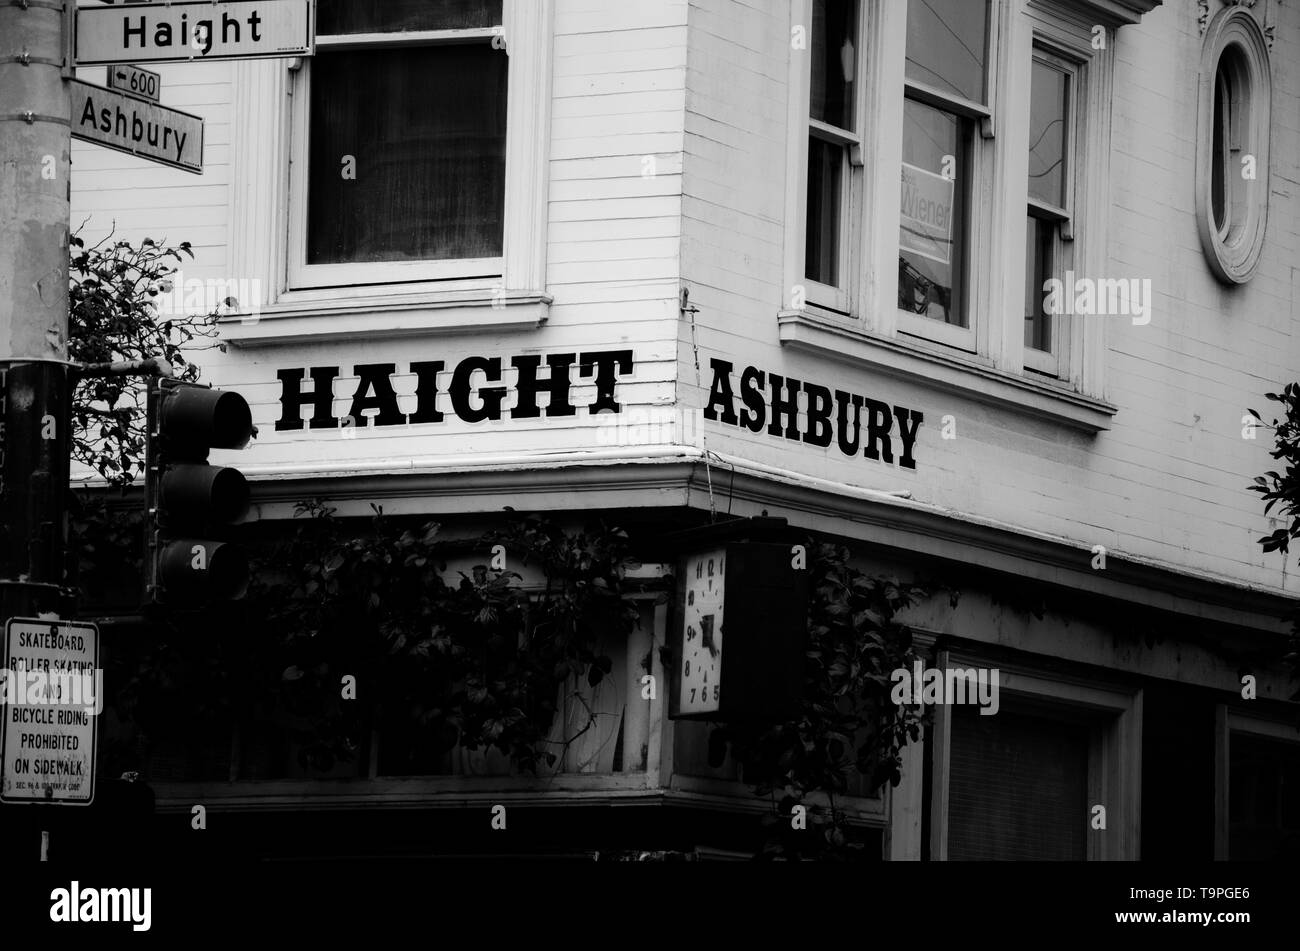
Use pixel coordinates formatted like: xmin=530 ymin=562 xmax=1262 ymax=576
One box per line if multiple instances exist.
xmin=669 ymin=538 xmax=809 ymax=721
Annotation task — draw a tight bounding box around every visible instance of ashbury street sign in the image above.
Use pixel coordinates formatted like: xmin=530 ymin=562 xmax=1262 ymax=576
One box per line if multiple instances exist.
xmin=0 ymin=619 xmax=101 ymax=806
xmin=75 ymin=0 xmax=315 ymax=66
xmin=71 ymin=79 xmax=203 ymax=174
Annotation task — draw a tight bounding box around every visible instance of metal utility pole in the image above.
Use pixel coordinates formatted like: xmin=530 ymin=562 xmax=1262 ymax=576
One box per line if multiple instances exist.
xmin=0 ymin=0 xmax=75 ymax=622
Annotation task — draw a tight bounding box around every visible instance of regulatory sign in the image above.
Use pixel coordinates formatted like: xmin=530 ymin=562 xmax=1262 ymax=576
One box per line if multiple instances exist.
xmin=107 ymin=63 xmax=162 ymax=103
xmin=75 ymin=0 xmax=315 ymax=66
xmin=71 ymin=78 xmax=204 ymax=174
xmin=0 ymin=619 xmax=101 ymax=806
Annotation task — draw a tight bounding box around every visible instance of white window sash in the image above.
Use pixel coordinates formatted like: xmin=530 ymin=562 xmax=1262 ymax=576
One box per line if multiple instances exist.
xmin=286 ymin=41 xmax=506 ymax=288
xmin=315 ymin=27 xmax=500 ymax=50
xmin=279 ymin=0 xmax=550 ymax=297
xmin=890 ymin=0 xmax=1005 ymax=355
xmin=1023 ymin=47 xmax=1078 ymax=377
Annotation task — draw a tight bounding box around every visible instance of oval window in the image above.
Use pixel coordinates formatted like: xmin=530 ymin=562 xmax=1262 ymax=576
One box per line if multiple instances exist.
xmin=1197 ymin=9 xmax=1272 ymax=284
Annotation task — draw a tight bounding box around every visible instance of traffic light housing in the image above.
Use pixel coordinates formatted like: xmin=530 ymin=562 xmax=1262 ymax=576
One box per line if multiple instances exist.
xmin=144 ymin=379 xmax=254 ymax=605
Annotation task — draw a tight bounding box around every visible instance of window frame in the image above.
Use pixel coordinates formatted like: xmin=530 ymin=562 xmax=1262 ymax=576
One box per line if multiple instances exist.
xmin=1195 ymin=7 xmax=1272 ymax=286
xmin=224 ymin=0 xmax=553 ymax=343
xmin=286 ymin=22 xmax=507 ymax=289
xmin=1214 ymin=706 xmax=1300 ymax=860
xmin=894 ymin=0 xmax=1000 ymax=354
xmin=792 ymin=0 xmax=872 ymax=318
xmin=1023 ymin=46 xmax=1079 ymax=379
xmin=926 ymin=648 xmax=1142 ymax=861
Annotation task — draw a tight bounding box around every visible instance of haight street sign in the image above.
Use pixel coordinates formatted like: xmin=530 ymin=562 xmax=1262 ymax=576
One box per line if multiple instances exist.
xmin=0 ymin=619 xmax=101 ymax=806
xmin=71 ymin=79 xmax=204 ymax=174
xmin=75 ymin=0 xmax=315 ymax=66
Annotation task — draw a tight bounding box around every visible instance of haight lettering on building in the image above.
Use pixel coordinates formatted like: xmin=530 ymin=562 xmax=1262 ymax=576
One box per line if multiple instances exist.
xmin=275 ymin=350 xmax=635 ymax=431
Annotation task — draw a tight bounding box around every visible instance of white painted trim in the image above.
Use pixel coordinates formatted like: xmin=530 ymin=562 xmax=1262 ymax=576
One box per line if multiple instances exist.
xmin=502 ymin=0 xmax=554 ymax=296
xmin=779 ymin=309 xmax=1116 ymax=431
xmin=1195 ymin=7 xmax=1272 ymax=285
xmin=782 ymin=0 xmax=811 ymax=315
xmin=219 ymin=293 xmax=549 ymax=347
xmin=887 ymin=713 xmax=926 ymax=859
xmin=228 ymin=58 xmax=291 ymax=309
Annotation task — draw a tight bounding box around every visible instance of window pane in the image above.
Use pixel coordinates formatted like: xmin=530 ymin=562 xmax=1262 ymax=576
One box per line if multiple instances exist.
xmin=810 ymin=0 xmax=857 ymax=130
xmin=1212 ymin=71 xmax=1228 ymax=233
xmin=317 ymin=0 xmax=502 ymax=34
xmin=1028 ymin=61 xmax=1068 ymax=208
xmin=806 ymin=137 xmax=842 ymax=286
xmin=898 ymin=98 xmax=965 ymax=327
xmin=948 ymin=706 xmax=1089 ymax=861
xmin=1229 ymin=734 xmax=1300 ymax=860
xmin=905 ymin=0 xmax=989 ymax=103
xmin=307 ymin=45 xmax=508 ymax=265
xmin=1024 ymin=214 xmax=1053 ymax=353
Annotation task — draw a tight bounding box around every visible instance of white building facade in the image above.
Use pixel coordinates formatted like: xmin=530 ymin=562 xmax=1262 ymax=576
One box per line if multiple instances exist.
xmin=72 ymin=0 xmax=1300 ymax=860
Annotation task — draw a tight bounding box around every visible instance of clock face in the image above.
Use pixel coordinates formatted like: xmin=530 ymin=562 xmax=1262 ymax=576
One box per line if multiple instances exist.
xmin=679 ymin=547 xmax=725 ymax=715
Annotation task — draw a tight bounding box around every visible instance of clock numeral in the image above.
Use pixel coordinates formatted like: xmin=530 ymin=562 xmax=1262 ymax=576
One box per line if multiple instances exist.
xmin=686 ymin=625 xmax=696 ymax=642
xmin=713 ymin=684 xmax=719 ymax=701
xmin=684 ymin=660 xmax=690 ymax=677
xmin=690 ymin=688 xmax=696 ymax=702
xmin=707 ymin=558 xmax=715 ymax=578
xmin=696 ymin=561 xmax=703 ymax=579
xmin=687 ymin=589 xmax=694 ymax=606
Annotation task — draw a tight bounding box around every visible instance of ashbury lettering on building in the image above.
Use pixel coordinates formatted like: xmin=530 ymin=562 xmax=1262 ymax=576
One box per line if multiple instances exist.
xmin=703 ymin=358 xmax=923 ymax=469
xmin=276 ymin=350 xmax=635 ymax=430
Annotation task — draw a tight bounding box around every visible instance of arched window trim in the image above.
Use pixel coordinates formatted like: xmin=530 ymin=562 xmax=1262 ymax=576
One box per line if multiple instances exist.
xmin=1196 ymin=7 xmax=1272 ymax=285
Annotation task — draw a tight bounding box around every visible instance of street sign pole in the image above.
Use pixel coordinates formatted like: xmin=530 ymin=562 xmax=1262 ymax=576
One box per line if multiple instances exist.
xmin=0 ymin=0 xmax=77 ymax=626
xmin=0 ymin=0 xmax=76 ymax=860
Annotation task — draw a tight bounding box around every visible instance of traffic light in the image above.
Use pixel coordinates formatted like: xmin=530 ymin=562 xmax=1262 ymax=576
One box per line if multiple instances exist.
xmin=144 ymin=378 xmax=254 ymax=605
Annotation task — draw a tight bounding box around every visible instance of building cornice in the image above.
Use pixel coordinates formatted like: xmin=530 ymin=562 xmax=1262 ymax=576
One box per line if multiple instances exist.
xmin=1031 ymin=0 xmax=1163 ymax=28
xmin=149 ymin=448 xmax=1297 ymax=636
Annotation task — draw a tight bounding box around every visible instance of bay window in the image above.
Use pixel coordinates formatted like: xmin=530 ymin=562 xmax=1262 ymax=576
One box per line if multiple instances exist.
xmin=779 ymin=0 xmax=1150 ymax=431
